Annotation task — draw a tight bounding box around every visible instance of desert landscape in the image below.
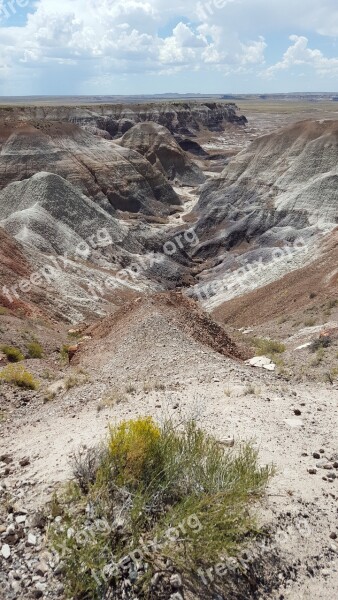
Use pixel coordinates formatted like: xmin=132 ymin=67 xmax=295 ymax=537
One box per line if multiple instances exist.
xmin=0 ymin=95 xmax=337 ymax=600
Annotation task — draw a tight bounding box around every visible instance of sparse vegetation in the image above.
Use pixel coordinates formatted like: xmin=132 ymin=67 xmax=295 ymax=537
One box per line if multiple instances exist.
xmin=304 ymin=318 xmax=316 ymax=328
xmin=243 ymin=383 xmax=260 ymax=396
xmin=142 ymin=380 xmax=166 ymax=394
xmin=42 ymin=370 xmax=54 ymax=381
xmin=125 ymin=383 xmax=137 ymax=394
xmin=97 ymin=388 xmax=127 ymax=412
xmin=0 ymin=306 xmax=8 ymax=316
xmin=0 ymin=364 xmax=39 ymax=390
xmin=224 ymin=385 xmax=233 ymax=397
xmin=60 ymin=344 xmax=70 ymax=362
xmin=50 ymin=418 xmax=274 ymax=600
xmin=43 ymin=390 xmax=57 ymax=403
xmin=154 ymin=380 xmax=166 ymax=392
xmin=327 ymin=299 xmax=338 ymax=310
xmin=253 ymin=338 xmax=286 ymax=358
xmin=1 ymin=345 xmax=24 ymax=363
xmin=311 ymin=348 xmax=325 ymax=367
xmin=27 ymin=341 xmax=44 ymax=359
xmin=64 ymin=370 xmax=90 ymax=391
xmin=143 ymin=380 xmax=152 ymax=393
xmin=310 ymin=336 xmax=332 ymax=353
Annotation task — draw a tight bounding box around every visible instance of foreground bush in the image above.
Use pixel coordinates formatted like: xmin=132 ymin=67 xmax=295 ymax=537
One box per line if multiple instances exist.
xmin=1 ymin=345 xmax=24 ymax=363
xmin=50 ymin=418 xmax=274 ymax=600
xmin=27 ymin=341 xmax=44 ymax=359
xmin=0 ymin=364 xmax=39 ymax=390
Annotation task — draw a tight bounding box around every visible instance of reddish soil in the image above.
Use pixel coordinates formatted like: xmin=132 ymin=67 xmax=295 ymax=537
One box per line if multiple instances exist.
xmin=84 ymin=291 xmax=248 ymax=361
xmin=212 ymin=229 xmax=338 ymax=328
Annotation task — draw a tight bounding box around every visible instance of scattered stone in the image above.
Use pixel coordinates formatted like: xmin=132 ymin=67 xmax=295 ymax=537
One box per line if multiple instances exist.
xmin=27 ymin=533 xmax=37 ymax=546
xmin=330 ymin=533 xmax=337 ymax=540
xmin=316 ymin=460 xmax=333 ymax=470
xmin=29 ymin=512 xmax=47 ymax=530
xmin=219 ymin=437 xmax=235 ymax=448
xmin=19 ymin=457 xmax=30 ymax=467
xmin=15 ymin=514 xmax=27 ymax=525
xmin=35 ymin=561 xmax=49 ymax=576
xmin=151 ymin=573 xmax=160 ymax=588
xmin=246 ymin=356 xmax=276 ymax=371
xmin=0 ymin=454 xmax=13 ymax=464
xmin=1 ymin=544 xmax=11 ymax=559
xmin=308 ymin=469 xmax=317 ymax=475
xmin=313 ymin=453 xmax=321 ymax=460
xmin=170 ymin=574 xmax=182 ymax=589
xmin=294 ymin=409 xmax=302 ymax=416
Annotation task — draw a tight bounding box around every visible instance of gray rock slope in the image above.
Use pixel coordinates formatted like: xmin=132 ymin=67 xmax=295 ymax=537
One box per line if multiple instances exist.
xmin=119 ymin=122 xmax=206 ymax=186
xmin=0 ymin=122 xmax=181 ymax=217
xmin=188 ymin=120 xmax=338 ymax=308
xmin=0 ymin=172 xmax=127 ymax=257
xmin=194 ymin=119 xmax=338 ymax=257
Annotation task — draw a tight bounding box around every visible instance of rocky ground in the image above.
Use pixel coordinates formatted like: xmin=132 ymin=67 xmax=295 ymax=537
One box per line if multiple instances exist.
xmin=1 ymin=100 xmax=338 ymax=599
xmin=0 ymin=290 xmax=338 ymax=599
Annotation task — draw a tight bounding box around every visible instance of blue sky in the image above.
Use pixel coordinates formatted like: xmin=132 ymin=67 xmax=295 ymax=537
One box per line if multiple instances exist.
xmin=1 ymin=0 xmax=338 ymax=95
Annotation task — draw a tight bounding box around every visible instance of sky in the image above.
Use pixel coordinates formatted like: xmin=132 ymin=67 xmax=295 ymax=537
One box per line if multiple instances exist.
xmin=1 ymin=0 xmax=338 ymax=95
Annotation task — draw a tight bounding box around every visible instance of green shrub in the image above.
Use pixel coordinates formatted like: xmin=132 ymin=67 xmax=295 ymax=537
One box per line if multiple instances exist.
xmin=0 ymin=307 xmax=8 ymax=316
xmin=60 ymin=344 xmax=70 ymax=362
xmin=304 ymin=318 xmax=316 ymax=327
xmin=253 ymin=338 xmax=286 ymax=358
xmin=27 ymin=341 xmax=44 ymax=359
xmin=1 ymin=345 xmax=24 ymax=363
xmin=50 ymin=418 xmax=274 ymax=600
xmin=0 ymin=365 xmax=39 ymax=390
xmin=310 ymin=337 xmax=332 ymax=353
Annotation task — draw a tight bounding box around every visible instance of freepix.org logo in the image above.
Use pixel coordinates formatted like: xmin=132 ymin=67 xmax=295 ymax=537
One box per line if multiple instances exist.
xmin=0 ymin=0 xmax=29 ymax=22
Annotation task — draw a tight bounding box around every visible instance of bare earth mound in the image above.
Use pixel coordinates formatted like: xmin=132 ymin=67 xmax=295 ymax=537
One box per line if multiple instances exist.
xmin=81 ymin=291 xmax=247 ymax=365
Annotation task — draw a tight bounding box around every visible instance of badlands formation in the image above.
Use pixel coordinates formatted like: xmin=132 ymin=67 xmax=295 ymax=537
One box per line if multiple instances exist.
xmin=0 ymin=102 xmax=337 ymax=600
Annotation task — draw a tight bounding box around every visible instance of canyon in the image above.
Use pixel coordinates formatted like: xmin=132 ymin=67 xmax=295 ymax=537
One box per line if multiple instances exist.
xmin=0 ymin=99 xmax=337 ymax=600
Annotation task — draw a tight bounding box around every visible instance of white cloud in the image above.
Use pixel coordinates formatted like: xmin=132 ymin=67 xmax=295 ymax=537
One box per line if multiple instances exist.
xmin=240 ymin=36 xmax=267 ymax=65
xmin=2 ymin=0 xmax=338 ymax=92
xmin=266 ymin=35 xmax=338 ymax=77
xmin=0 ymin=0 xmax=270 ymax=91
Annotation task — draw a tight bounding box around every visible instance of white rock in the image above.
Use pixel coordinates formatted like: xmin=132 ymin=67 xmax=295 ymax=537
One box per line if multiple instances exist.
xmin=284 ymin=418 xmax=303 ymax=428
xmin=295 ymin=343 xmax=312 ymax=350
xmin=218 ymin=437 xmax=235 ymax=448
xmin=263 ymin=363 xmax=276 ymax=371
xmin=246 ymin=356 xmax=276 ymax=371
xmin=1 ymin=544 xmax=11 ymax=559
xmin=15 ymin=515 xmax=27 ymax=525
xmin=27 ymin=533 xmax=37 ymax=546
